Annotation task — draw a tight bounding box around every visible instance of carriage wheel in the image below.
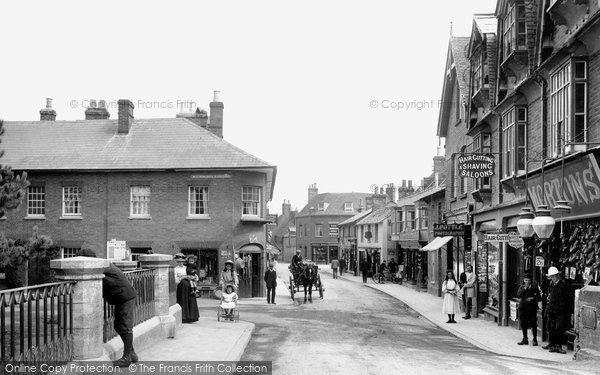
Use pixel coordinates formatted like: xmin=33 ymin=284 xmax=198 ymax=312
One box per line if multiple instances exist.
xmin=289 ymin=276 xmax=295 ymax=300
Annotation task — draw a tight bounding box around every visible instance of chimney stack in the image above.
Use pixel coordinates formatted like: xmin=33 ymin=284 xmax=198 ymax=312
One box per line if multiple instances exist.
xmin=85 ymin=99 xmax=110 ymax=120
xmin=433 ymin=155 xmax=446 ymax=175
xmin=385 ymin=184 xmax=395 ymax=202
xmin=117 ymin=99 xmax=134 ymax=134
xmin=40 ymin=98 xmax=56 ymax=121
xmin=176 ymin=104 xmax=209 ymax=128
xmin=282 ymin=200 xmax=291 ymax=216
xmin=308 ymin=183 xmax=318 ymax=203
xmin=209 ymin=90 xmax=224 ymax=138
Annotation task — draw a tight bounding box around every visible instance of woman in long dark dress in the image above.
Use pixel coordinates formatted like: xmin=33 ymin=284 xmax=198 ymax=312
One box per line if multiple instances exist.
xmin=176 ymin=265 xmax=199 ymax=323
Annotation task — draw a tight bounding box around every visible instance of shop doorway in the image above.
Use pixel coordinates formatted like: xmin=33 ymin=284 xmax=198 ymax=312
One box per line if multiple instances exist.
xmin=183 ymin=249 xmax=218 ymax=285
xmin=238 ymin=250 xmax=263 ymax=298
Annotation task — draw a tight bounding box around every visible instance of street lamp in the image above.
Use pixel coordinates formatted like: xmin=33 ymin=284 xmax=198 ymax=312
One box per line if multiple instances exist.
xmin=517 ymin=207 xmax=535 ymax=238
xmin=532 ymin=205 xmax=556 ymax=239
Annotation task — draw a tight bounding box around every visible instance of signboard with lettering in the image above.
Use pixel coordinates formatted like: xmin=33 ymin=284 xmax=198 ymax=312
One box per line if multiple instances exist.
xmin=509 ymin=300 xmax=518 ymax=322
xmin=484 ymin=232 xmax=523 ymax=248
xmin=107 ymin=239 xmax=127 ymax=260
xmin=434 ymin=223 xmax=468 ymax=237
xmin=476 ymin=241 xmax=488 ymax=292
xmin=528 ymin=154 xmax=600 ymax=219
xmin=457 ymin=154 xmax=496 ymax=178
xmin=535 ymin=256 xmax=545 ymax=267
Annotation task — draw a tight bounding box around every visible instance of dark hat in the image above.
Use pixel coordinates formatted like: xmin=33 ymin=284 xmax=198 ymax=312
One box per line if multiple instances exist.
xmin=76 ymin=249 xmax=97 ymax=258
xmin=524 ymin=271 xmax=533 ymax=279
xmin=174 ymin=253 xmax=186 ymax=261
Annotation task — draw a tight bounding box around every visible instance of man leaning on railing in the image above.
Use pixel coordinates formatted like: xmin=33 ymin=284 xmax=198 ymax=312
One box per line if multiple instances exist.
xmin=76 ymin=249 xmax=138 ymax=367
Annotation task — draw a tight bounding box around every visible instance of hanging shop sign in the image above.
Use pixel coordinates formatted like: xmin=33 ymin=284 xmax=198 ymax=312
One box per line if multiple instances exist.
xmin=433 ymin=223 xmax=468 ymax=237
xmin=528 ymin=154 xmax=600 ymax=219
xmin=457 ymin=154 xmax=496 ymax=178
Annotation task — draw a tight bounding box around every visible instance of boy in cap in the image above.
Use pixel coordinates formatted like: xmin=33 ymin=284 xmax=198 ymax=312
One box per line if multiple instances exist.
xmin=76 ymin=249 xmax=138 ymax=366
xmin=517 ymin=271 xmax=541 ymax=346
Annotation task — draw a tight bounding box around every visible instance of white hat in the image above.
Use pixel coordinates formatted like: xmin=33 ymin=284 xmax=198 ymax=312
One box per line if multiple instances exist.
xmin=546 ymin=266 xmax=560 ymax=276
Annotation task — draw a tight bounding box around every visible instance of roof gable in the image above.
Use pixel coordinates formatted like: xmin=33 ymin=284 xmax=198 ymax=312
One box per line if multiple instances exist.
xmin=297 ymin=192 xmax=371 ymax=217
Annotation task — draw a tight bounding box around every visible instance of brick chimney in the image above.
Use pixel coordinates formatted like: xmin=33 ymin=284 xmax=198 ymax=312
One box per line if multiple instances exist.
xmin=117 ymin=99 xmax=134 ymax=134
xmin=385 ymin=184 xmax=395 ymax=202
xmin=308 ymin=183 xmax=318 ymax=203
xmin=282 ymin=200 xmax=291 ymax=216
xmin=85 ymin=99 xmax=110 ymax=120
xmin=40 ymin=98 xmax=56 ymax=121
xmin=209 ymin=90 xmax=224 ymax=138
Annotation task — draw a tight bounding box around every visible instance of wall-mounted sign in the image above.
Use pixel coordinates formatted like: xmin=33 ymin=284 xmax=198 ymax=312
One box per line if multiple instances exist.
xmin=528 ymin=154 xmax=600 ymax=219
xmin=509 ymin=300 xmax=518 ymax=322
xmin=457 ymin=154 xmax=495 ymax=178
xmin=434 ymin=223 xmax=468 ymax=237
xmin=107 ymin=239 xmax=127 ymax=260
xmin=483 ymin=232 xmax=523 ymax=248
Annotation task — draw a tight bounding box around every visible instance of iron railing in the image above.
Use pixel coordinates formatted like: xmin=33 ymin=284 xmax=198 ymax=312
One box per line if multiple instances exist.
xmin=103 ymin=269 xmax=156 ymax=342
xmin=0 ymin=282 xmax=76 ymax=365
xmin=168 ymin=266 xmax=176 ymax=307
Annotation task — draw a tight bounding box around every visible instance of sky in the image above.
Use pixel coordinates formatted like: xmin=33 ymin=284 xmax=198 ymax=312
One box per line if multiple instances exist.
xmin=0 ymin=0 xmax=498 ymax=215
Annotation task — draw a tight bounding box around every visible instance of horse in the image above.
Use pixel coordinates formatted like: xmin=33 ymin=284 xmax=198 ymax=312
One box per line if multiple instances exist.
xmin=300 ymin=264 xmax=319 ymax=303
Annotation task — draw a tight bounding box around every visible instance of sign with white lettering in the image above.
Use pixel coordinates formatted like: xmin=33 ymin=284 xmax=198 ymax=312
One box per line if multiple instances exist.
xmin=528 ymin=154 xmax=600 ymax=219
xmin=510 ymin=300 xmax=518 ymax=322
xmin=457 ymin=154 xmax=496 ymax=178
xmin=434 ymin=223 xmax=468 ymax=237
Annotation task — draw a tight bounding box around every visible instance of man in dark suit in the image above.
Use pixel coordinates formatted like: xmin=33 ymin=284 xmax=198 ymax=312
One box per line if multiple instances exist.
xmin=264 ymin=262 xmax=277 ymax=304
xmin=77 ymin=249 xmax=138 ymax=366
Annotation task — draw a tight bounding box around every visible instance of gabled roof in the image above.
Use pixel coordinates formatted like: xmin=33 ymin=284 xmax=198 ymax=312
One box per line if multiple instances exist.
xmin=468 ymin=14 xmax=497 ymax=57
xmin=297 ymin=192 xmax=371 ymax=217
xmin=356 ymin=205 xmax=395 ymax=225
xmin=397 ymin=185 xmax=445 ymax=207
xmin=338 ymin=208 xmax=372 ymax=226
xmin=437 ymin=37 xmax=470 ymax=138
xmin=1 ymin=117 xmax=277 ymax=199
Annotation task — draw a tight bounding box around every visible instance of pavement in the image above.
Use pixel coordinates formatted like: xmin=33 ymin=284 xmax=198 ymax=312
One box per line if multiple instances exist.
xmin=135 ymin=262 xmax=587 ymax=366
xmin=319 ymin=266 xmax=575 ymax=363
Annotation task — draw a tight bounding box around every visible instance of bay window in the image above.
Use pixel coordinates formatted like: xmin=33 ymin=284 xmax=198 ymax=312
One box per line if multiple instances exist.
xmin=502 ymin=107 xmax=527 ymax=178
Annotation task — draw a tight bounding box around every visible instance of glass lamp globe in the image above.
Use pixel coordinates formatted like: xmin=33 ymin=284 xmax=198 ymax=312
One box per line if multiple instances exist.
xmin=532 ymin=205 xmax=556 ymax=239
xmin=517 ymin=207 xmax=535 ymax=238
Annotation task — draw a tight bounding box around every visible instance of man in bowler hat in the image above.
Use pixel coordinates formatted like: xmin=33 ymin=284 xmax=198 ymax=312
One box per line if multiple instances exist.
xmin=264 ymin=262 xmax=277 ymax=304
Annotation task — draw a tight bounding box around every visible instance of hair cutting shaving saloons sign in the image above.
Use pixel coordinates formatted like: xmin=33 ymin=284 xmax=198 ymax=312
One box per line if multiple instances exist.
xmin=457 ymin=154 xmax=496 ymax=178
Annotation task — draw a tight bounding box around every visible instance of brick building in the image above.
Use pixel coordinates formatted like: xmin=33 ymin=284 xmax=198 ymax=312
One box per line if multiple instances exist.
xmin=0 ymin=93 xmax=277 ymax=298
xmin=295 ymin=184 xmax=369 ymax=263
xmin=270 ymin=200 xmax=297 ymax=262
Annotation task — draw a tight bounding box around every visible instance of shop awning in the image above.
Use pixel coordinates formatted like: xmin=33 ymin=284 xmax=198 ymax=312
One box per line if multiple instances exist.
xmin=422 ymin=236 xmax=453 ymax=251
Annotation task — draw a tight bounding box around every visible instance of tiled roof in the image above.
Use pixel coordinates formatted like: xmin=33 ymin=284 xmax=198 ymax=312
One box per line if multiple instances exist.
xmin=297 ymin=192 xmax=371 ymax=217
xmin=338 ymin=208 xmax=372 ymax=226
xmin=449 ymin=37 xmax=471 ymax=102
xmin=2 ymin=118 xmax=274 ymax=171
xmin=397 ymin=185 xmax=445 ymax=207
xmin=356 ymin=205 xmax=395 ymax=225
xmin=438 ymin=36 xmax=470 ymax=138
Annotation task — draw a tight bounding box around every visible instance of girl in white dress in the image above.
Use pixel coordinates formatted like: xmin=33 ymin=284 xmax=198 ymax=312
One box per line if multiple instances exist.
xmin=220 ymin=284 xmax=238 ymax=320
xmin=442 ymin=270 xmax=461 ymax=323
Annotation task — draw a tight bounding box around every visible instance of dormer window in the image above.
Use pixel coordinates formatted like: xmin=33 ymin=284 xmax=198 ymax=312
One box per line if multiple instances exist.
xmin=318 ymin=202 xmax=325 ymax=211
xmin=344 ymin=202 xmax=353 ymax=212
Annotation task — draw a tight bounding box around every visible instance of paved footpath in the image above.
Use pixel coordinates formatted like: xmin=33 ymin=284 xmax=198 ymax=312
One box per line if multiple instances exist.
xmin=320 ymin=267 xmax=575 ymax=363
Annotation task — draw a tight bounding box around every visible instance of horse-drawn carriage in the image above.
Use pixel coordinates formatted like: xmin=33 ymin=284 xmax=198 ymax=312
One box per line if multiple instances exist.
xmin=288 ymin=260 xmax=324 ymax=303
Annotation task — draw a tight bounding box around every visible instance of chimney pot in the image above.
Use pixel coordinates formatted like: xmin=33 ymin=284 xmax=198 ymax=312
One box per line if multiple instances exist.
xmin=46 ymin=98 xmax=53 ymax=109
xmin=99 ymin=100 xmax=106 ymax=109
xmin=89 ymin=99 xmax=97 ymax=108
xmin=85 ymin=99 xmax=110 ymax=120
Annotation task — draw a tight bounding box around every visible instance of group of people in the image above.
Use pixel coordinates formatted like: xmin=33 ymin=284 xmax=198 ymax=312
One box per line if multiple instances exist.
xmin=356 ymin=258 xmax=402 ymax=284
xmin=442 ymin=264 xmax=570 ymax=354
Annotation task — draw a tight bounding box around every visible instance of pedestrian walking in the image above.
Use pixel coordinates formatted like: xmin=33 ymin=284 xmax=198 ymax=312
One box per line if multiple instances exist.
xmin=264 ymin=262 xmax=277 ymax=304
xmin=388 ymin=258 xmax=397 ymax=276
xmin=378 ymin=260 xmax=387 ymax=283
xmin=442 ymin=270 xmax=460 ymax=323
xmin=76 ymin=249 xmax=138 ymax=366
xmin=543 ymin=266 xmax=568 ymax=354
xmin=360 ymin=260 xmax=368 ymax=283
xmin=339 ymin=258 xmax=346 ymax=276
xmin=331 ymin=258 xmax=340 ymax=279
xmin=517 ymin=271 xmax=541 ymax=346
xmin=462 ymin=265 xmax=477 ymax=319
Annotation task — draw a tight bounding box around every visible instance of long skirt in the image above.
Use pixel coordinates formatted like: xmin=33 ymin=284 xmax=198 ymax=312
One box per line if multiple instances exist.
xmin=177 ymin=280 xmax=199 ymax=323
xmin=442 ymin=292 xmax=460 ymax=314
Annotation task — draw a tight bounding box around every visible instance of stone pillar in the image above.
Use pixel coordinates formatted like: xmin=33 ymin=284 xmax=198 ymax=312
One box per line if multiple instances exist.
xmin=138 ymin=254 xmax=176 ymax=338
xmin=50 ymin=256 xmax=110 ymax=360
xmin=576 ymin=285 xmax=600 ymax=361
xmin=112 ymin=260 xmax=138 ymax=271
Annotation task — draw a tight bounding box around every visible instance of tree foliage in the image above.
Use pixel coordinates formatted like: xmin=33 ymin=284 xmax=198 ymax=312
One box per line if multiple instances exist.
xmin=0 ymin=119 xmax=30 ymax=218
